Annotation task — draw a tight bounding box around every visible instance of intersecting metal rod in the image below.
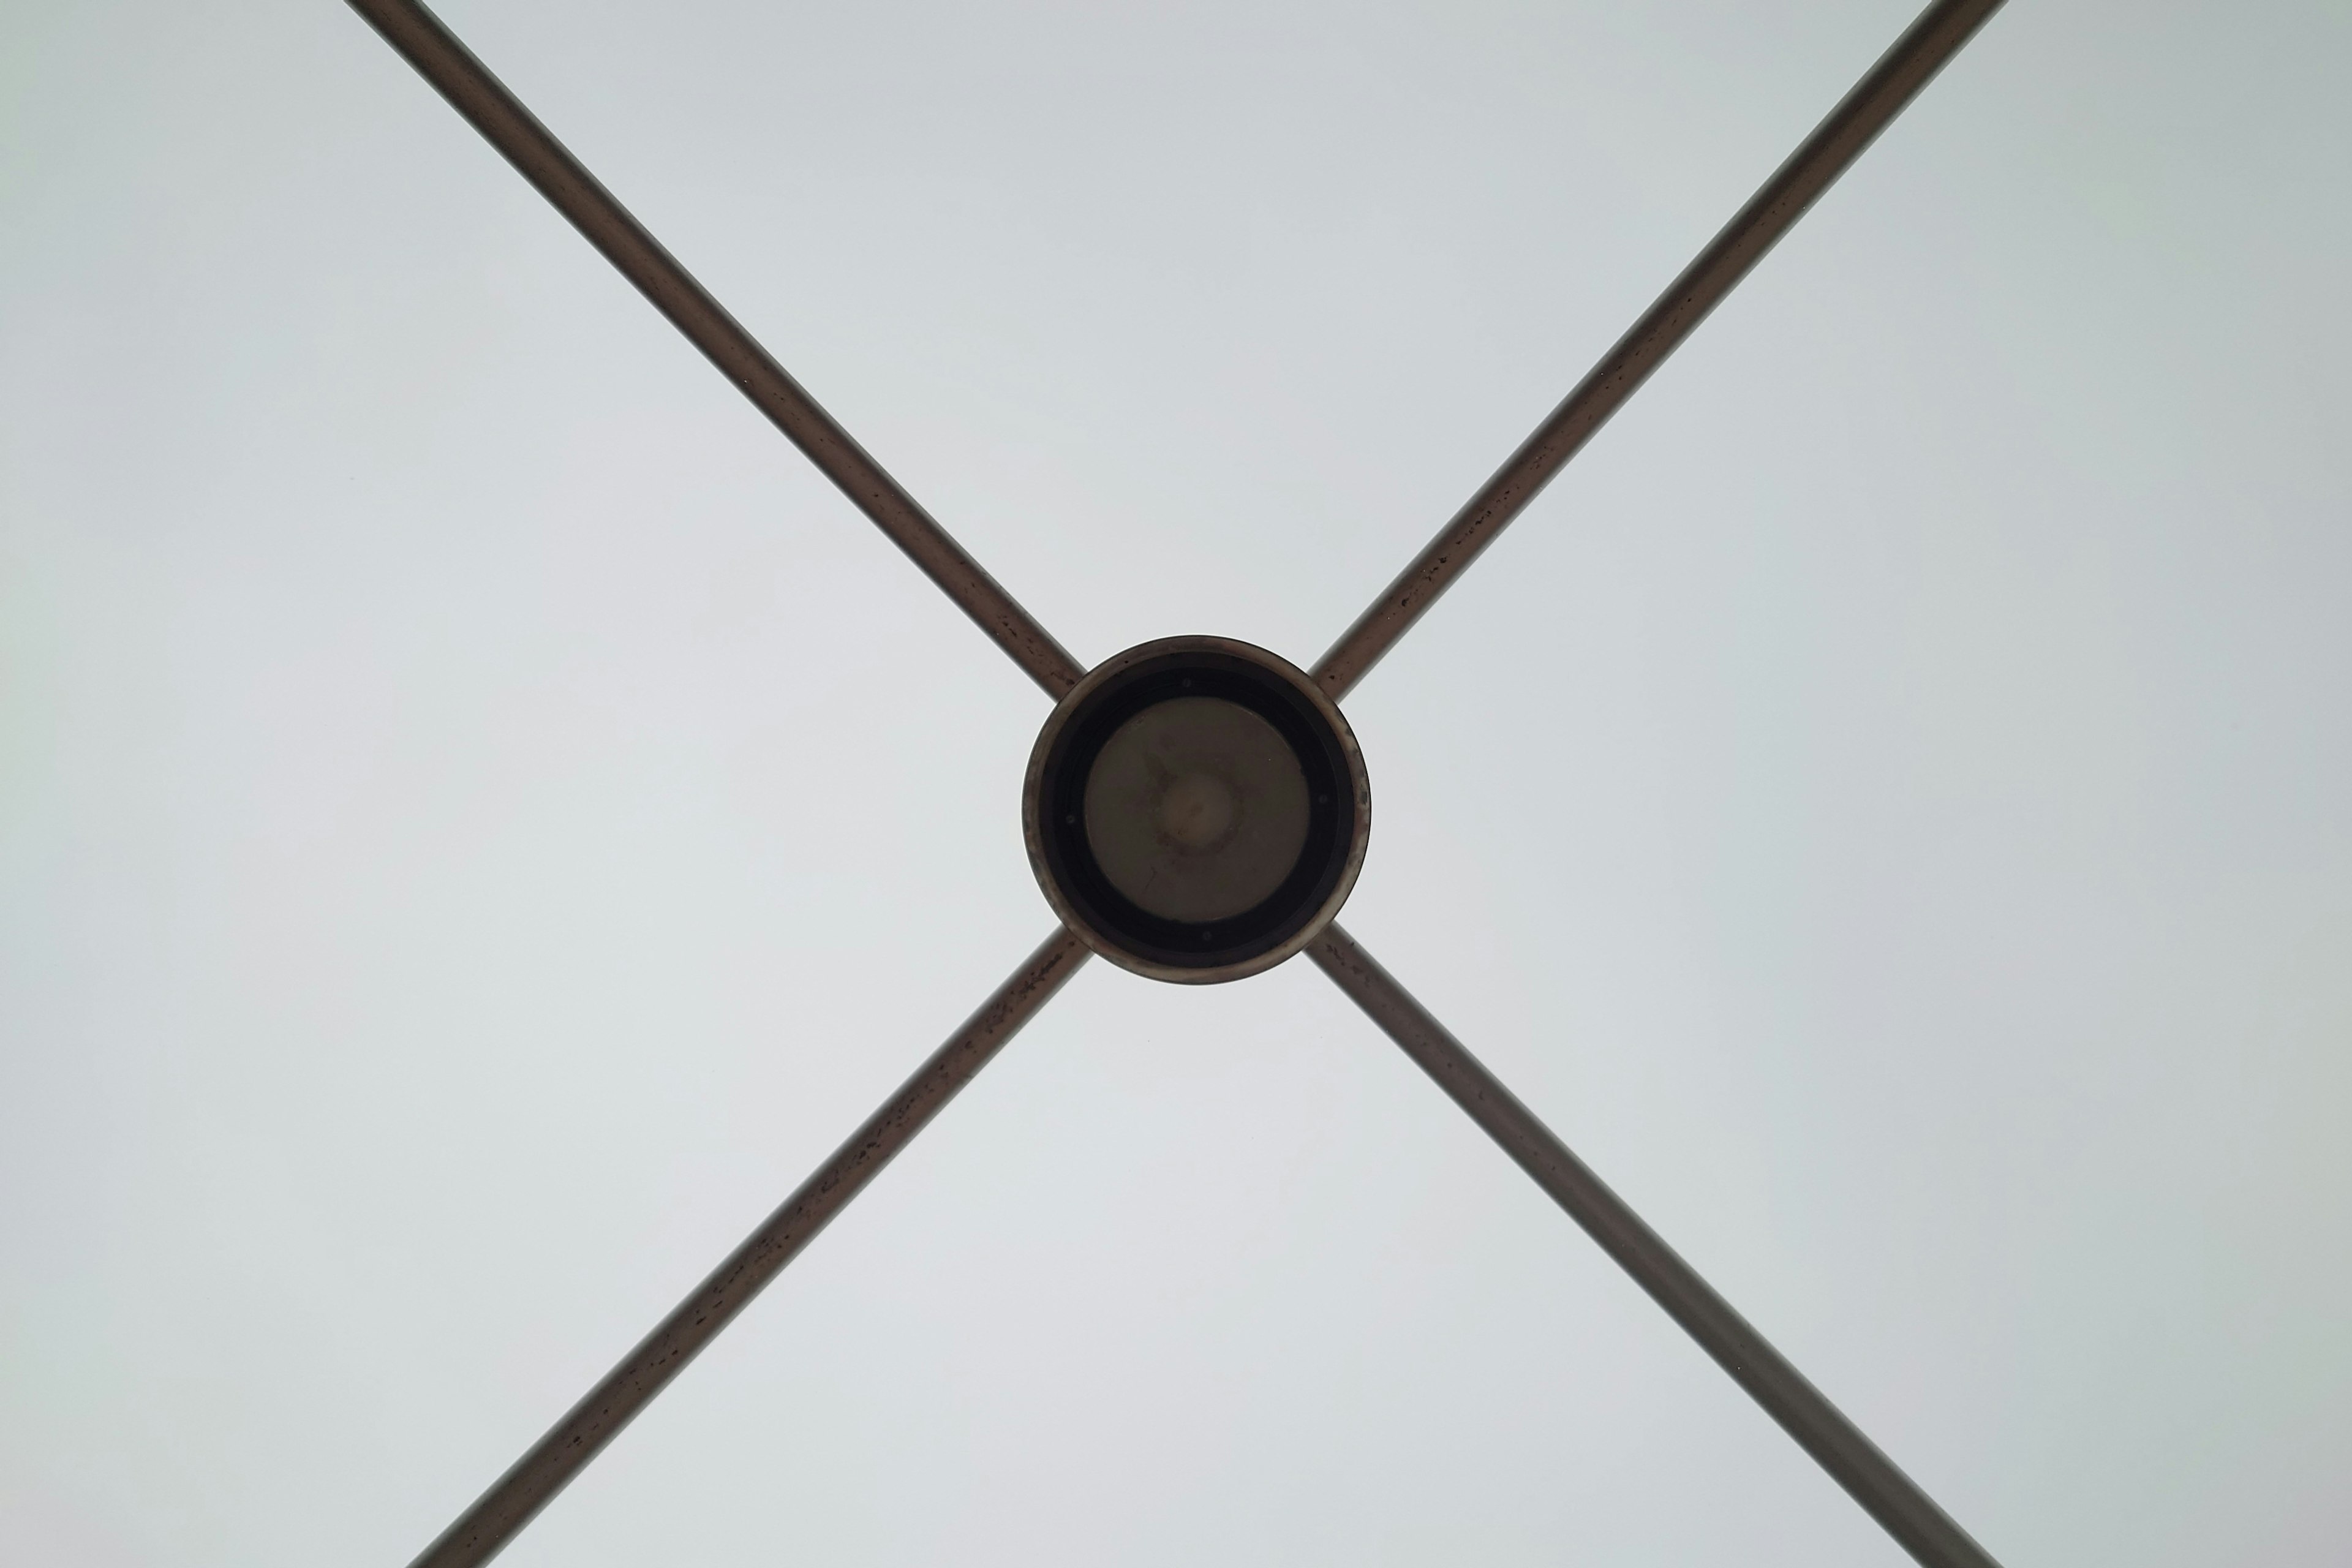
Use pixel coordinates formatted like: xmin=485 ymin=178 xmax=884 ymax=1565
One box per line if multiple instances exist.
xmin=1311 ymin=0 xmax=2007 ymax=701
xmin=1309 ymin=922 xmax=2000 ymax=1568
xmin=407 ymin=927 xmax=1090 ymax=1568
xmin=346 ymin=0 xmax=1087 ymax=699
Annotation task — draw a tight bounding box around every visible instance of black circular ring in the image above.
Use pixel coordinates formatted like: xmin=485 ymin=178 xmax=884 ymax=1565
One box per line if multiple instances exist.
xmin=1023 ymin=637 xmax=1370 ymax=984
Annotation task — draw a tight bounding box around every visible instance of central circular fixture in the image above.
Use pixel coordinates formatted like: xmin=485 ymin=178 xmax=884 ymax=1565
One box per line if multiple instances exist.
xmin=1024 ymin=636 xmax=1371 ymax=983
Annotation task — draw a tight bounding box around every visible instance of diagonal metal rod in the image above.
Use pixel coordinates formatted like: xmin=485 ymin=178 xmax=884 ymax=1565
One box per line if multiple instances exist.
xmin=406 ymin=927 xmax=1090 ymax=1568
xmin=345 ymin=0 xmax=1087 ymax=699
xmin=1309 ymin=922 xmax=2000 ymax=1568
xmin=1311 ymin=0 xmax=2007 ymax=701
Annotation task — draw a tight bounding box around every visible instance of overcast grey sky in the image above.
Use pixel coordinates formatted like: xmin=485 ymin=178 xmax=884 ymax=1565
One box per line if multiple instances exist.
xmin=4 ymin=1 xmax=2349 ymax=1563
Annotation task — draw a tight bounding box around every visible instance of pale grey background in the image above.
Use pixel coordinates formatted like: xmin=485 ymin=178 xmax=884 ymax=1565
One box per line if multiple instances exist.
xmin=3 ymin=1 xmax=2347 ymax=1563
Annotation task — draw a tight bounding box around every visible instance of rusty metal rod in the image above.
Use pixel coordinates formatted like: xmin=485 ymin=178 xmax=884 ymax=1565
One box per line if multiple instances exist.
xmin=405 ymin=927 xmax=1091 ymax=1568
xmin=1308 ymin=922 xmax=2001 ymax=1568
xmin=345 ymin=0 xmax=1087 ymax=698
xmin=1311 ymin=0 xmax=2007 ymax=700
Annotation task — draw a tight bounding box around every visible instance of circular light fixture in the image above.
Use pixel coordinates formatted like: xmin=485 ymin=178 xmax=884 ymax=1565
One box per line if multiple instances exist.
xmin=1024 ymin=636 xmax=1370 ymax=983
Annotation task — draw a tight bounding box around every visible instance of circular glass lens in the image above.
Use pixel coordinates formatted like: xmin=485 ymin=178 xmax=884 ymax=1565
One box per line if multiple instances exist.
xmin=1082 ymin=696 xmax=1311 ymax=922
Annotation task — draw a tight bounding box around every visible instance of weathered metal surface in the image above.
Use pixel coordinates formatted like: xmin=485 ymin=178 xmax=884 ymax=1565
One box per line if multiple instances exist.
xmin=1312 ymin=0 xmax=2009 ymax=700
xmin=345 ymin=0 xmax=1086 ymax=698
xmin=406 ymin=927 xmax=1090 ymax=1568
xmin=1308 ymin=921 xmax=2002 ymax=1568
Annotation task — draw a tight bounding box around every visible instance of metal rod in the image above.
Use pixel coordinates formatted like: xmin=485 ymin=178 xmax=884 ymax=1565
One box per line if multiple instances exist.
xmin=344 ymin=0 xmax=1087 ymax=699
xmin=1308 ymin=922 xmax=2000 ymax=1568
xmin=1311 ymin=0 xmax=2007 ymax=701
xmin=407 ymin=927 xmax=1091 ymax=1568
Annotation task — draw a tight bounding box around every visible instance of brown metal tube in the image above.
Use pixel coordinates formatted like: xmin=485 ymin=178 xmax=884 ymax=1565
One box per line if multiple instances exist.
xmin=1311 ymin=0 xmax=2008 ymax=700
xmin=1309 ymin=922 xmax=2001 ymax=1568
xmin=406 ymin=927 xmax=1091 ymax=1568
xmin=345 ymin=0 xmax=1087 ymax=698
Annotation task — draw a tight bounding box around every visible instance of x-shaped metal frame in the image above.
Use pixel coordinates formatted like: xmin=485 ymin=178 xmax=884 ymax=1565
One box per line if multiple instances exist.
xmin=349 ymin=1 xmax=2011 ymax=1562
